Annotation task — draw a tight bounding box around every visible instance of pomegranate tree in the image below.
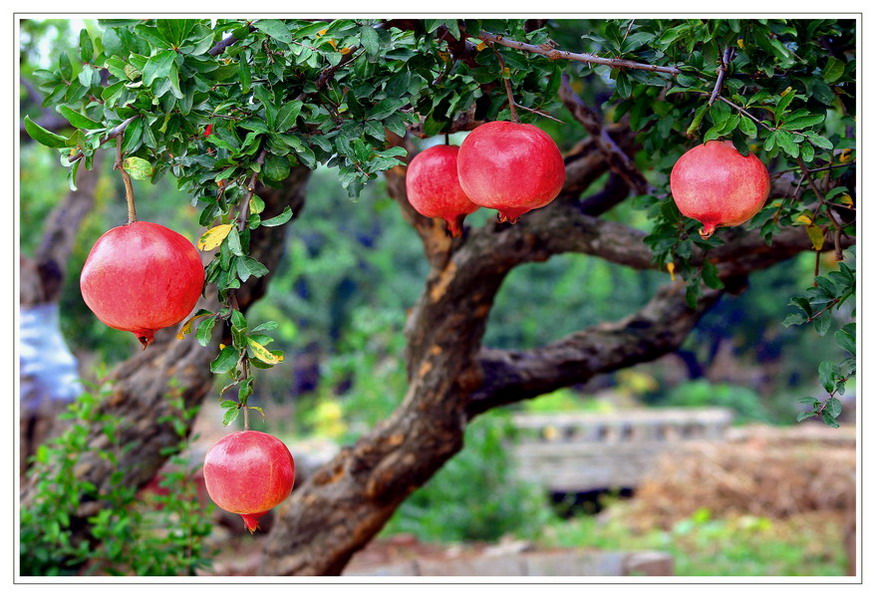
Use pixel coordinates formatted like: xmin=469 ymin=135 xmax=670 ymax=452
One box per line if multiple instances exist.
xmin=456 ymin=121 xmax=566 ymax=223
xmin=669 ymin=140 xmax=771 ymax=238
xmin=203 ymin=430 xmax=296 ymax=533
xmin=79 ymin=221 xmax=205 ymax=347
xmin=405 ymin=144 xmax=479 ymax=237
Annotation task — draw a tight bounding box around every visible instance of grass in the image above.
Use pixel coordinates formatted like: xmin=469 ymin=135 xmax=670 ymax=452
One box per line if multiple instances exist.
xmin=539 ymin=506 xmax=848 ymax=576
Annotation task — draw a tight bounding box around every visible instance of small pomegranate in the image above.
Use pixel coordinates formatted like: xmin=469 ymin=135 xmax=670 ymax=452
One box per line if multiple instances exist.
xmin=203 ymin=431 xmax=296 ymax=533
xmin=457 ymin=121 xmax=566 ymax=223
xmin=670 ymin=140 xmax=771 ymax=238
xmin=405 ymin=145 xmax=479 ymax=237
xmin=80 ymin=221 xmax=205 ymax=347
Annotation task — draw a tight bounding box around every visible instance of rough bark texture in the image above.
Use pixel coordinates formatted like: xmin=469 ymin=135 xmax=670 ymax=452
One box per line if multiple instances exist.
xmin=259 ymin=126 xmax=825 ymax=575
xmin=20 ymin=167 xmax=311 ymax=559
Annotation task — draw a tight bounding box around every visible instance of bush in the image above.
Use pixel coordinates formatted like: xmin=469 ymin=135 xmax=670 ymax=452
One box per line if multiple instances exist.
xmin=20 ymin=379 xmax=214 ymax=576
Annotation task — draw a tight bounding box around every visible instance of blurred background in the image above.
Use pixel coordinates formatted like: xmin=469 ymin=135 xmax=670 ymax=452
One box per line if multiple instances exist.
xmin=19 ymin=18 xmax=856 ymax=577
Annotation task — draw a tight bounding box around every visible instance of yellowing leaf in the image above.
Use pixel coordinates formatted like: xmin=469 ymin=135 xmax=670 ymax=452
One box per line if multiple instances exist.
xmin=247 ymin=337 xmax=283 ymax=365
xmin=806 ymin=225 xmax=825 ymax=251
xmin=737 ymin=39 xmax=745 ymax=49
xmin=795 ymin=214 xmax=813 ymax=225
xmin=836 ymin=194 xmax=854 ymax=208
xmin=476 ymin=41 xmax=487 ymax=51
xmin=327 ymin=39 xmax=338 ymax=50
xmin=177 ymin=312 xmax=211 ymax=340
xmin=316 ymin=28 xmax=327 ymax=37
xmin=780 ymin=86 xmax=793 ymax=97
xmin=667 ymin=262 xmax=676 ymax=282
xmin=198 ymin=224 xmax=233 ymax=251
xmin=339 ymin=47 xmax=351 ymax=55
xmin=840 ymin=149 xmax=854 ymax=163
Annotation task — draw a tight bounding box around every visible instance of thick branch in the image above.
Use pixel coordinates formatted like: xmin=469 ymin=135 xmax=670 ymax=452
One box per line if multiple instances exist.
xmin=467 ymin=282 xmax=723 ymax=417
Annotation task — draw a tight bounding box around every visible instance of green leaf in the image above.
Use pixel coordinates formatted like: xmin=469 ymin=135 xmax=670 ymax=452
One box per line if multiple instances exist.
xmin=835 ymin=323 xmax=855 ymax=354
xmin=615 ymin=71 xmax=632 ymax=99
xmin=701 ymin=261 xmax=725 ymax=289
xmin=818 ymin=360 xmax=837 ymax=393
xmin=123 ymin=156 xmax=153 ymax=180
xmin=263 ymin=153 xmax=291 ymax=182
xmin=824 ymin=397 xmax=843 ymax=419
xmin=238 ymin=58 xmax=251 ymax=93
xmin=821 ymin=413 xmax=840 ymax=428
xmin=23 ymin=115 xmax=71 ymax=148
xmin=143 ymin=49 xmax=176 ymax=86
xmin=260 ymin=206 xmax=293 ymax=227
xmin=782 ymin=113 xmax=825 ymax=130
xmin=774 ymin=90 xmax=795 ymax=123
xmin=813 ymin=310 xmax=832 ymax=336
xmin=254 ymin=19 xmax=293 ymax=44
xmin=822 ymin=57 xmax=845 ymax=84
xmin=797 ymin=411 xmax=817 ymax=422
xmin=210 ymin=346 xmax=240 ymax=374
xmin=359 ymin=25 xmax=380 ymax=57
xmin=227 ymin=226 xmax=243 ymax=257
xmin=775 ymin=130 xmax=800 ymax=158
xmin=738 ymin=116 xmax=757 ymax=138
xmin=239 ymin=256 xmax=269 ymax=277
xmin=196 ymin=316 xmax=217 ymax=347
xmin=79 ymin=29 xmax=94 ymax=63
xmin=275 ymin=101 xmax=303 ymax=132
xmin=806 ymin=133 xmax=834 ymax=150
xmin=222 ymin=405 xmax=240 ymax=427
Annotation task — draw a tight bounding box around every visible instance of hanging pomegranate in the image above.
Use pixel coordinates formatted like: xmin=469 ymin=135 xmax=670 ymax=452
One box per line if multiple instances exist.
xmin=79 ymin=221 xmax=205 ymax=348
xmin=670 ymin=140 xmax=771 ymax=238
xmin=405 ymin=144 xmax=479 ymax=237
xmin=203 ymin=430 xmax=296 ymax=533
xmin=456 ymin=121 xmax=566 ymax=223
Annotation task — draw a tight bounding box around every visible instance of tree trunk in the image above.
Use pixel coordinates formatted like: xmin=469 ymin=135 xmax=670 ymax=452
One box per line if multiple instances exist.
xmin=20 ymin=152 xmax=103 ymax=474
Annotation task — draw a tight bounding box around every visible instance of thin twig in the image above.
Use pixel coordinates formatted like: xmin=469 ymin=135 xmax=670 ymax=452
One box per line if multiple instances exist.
xmin=513 ymin=102 xmax=564 ymax=123
xmin=493 ymin=50 xmax=519 ymax=122
xmin=69 ymin=116 xmax=139 ymax=164
xmin=796 ymin=157 xmax=844 ymax=262
xmin=478 ymin=31 xmax=681 ymax=76
xmin=238 ymin=148 xmax=268 ymax=231
xmin=708 ymin=48 xmax=734 ymax=106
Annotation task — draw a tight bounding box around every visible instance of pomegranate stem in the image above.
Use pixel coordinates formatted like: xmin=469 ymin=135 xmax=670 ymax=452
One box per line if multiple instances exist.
xmin=115 ymin=136 xmax=138 ymax=224
xmin=494 ymin=50 xmax=519 ymax=123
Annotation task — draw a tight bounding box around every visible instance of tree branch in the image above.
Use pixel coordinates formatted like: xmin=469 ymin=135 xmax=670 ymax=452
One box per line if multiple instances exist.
xmin=559 ymin=75 xmax=651 ymax=195
xmin=478 ymin=31 xmax=681 ymax=76
xmin=466 ymin=282 xmax=723 ymax=417
xmin=708 ymin=47 xmax=734 ymax=106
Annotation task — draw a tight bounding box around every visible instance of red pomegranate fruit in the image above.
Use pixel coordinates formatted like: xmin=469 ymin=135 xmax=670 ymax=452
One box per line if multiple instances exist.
xmin=405 ymin=144 xmax=479 ymax=237
xmin=456 ymin=121 xmax=566 ymax=223
xmin=79 ymin=221 xmax=205 ymax=347
xmin=669 ymin=140 xmax=771 ymax=238
xmin=203 ymin=430 xmax=296 ymax=533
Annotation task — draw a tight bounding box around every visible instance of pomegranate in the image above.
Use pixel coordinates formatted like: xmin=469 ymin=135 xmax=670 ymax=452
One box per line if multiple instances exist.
xmin=405 ymin=144 xmax=479 ymax=237
xmin=79 ymin=221 xmax=205 ymax=347
xmin=203 ymin=430 xmax=296 ymax=533
xmin=457 ymin=121 xmax=566 ymax=223
xmin=670 ymin=140 xmax=771 ymax=238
